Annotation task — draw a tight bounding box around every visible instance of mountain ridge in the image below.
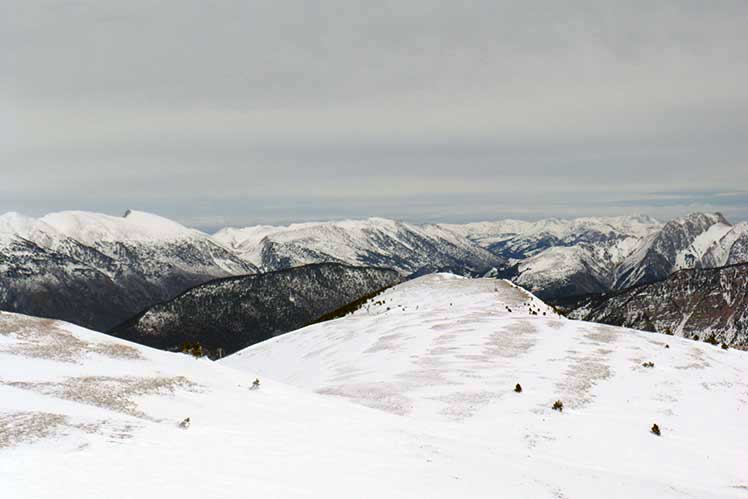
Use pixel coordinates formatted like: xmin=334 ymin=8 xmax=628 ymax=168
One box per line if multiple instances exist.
xmin=107 ymin=262 xmax=402 ymax=355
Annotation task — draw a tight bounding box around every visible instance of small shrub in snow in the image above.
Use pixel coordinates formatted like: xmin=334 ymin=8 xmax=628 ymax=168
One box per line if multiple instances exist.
xmin=651 ymin=424 xmax=660 ymax=436
xmin=552 ymin=400 xmax=563 ymax=412
xmin=704 ymin=334 xmax=719 ymax=346
xmin=721 ymin=343 xmax=729 ymax=350
xmin=642 ymin=361 xmax=655 ymax=368
xmin=181 ymin=342 xmax=204 ymax=358
xmin=514 ymin=383 xmax=522 ymax=393
xmin=664 ymin=327 xmax=673 ymax=336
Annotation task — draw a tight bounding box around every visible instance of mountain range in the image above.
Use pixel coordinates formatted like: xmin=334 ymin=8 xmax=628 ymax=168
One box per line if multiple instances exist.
xmin=2 ymin=208 xmax=747 ymax=349
xmin=0 ymin=210 xmax=255 ymax=330
xmin=213 ymin=217 xmax=503 ymax=275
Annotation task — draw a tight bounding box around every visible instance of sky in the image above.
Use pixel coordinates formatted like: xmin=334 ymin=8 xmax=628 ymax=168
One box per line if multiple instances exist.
xmin=2 ymin=1 xmax=747 ymax=231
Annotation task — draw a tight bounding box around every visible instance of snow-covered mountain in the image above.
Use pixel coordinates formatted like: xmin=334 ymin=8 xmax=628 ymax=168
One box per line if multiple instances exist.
xmin=0 ymin=210 xmax=256 ymax=330
xmin=4 ymin=277 xmax=747 ymax=498
xmin=444 ymin=215 xmax=658 ymax=299
xmin=212 ymin=214 xmax=670 ymax=300
xmin=213 ymin=217 xmax=504 ymax=275
xmin=472 ymin=213 xmax=732 ymax=300
xmin=108 ymin=263 xmax=400 ymax=356
xmin=570 ymin=263 xmax=748 ymax=347
xmin=443 ymin=215 xmax=661 ymax=260
xmin=613 ymin=212 xmax=730 ymax=290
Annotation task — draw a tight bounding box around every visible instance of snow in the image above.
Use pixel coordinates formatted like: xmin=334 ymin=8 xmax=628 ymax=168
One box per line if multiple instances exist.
xmin=223 ymin=275 xmax=747 ymax=497
xmin=2 ymin=276 xmax=747 ymax=497
xmin=702 ymin=222 xmax=748 ymax=267
xmin=443 ymin=215 xmax=662 ymax=249
xmin=40 ymin=210 xmax=203 ymax=244
xmin=0 ymin=212 xmax=62 ymax=248
xmin=214 ymin=217 xmax=496 ymax=272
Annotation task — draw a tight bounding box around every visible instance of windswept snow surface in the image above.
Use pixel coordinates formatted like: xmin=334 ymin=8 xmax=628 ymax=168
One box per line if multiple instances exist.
xmin=224 ymin=274 xmax=748 ymax=497
xmin=2 ymin=277 xmax=747 ymax=498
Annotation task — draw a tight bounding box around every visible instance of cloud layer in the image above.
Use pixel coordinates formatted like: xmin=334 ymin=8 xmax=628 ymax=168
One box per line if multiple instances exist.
xmin=3 ymin=1 xmax=747 ymax=228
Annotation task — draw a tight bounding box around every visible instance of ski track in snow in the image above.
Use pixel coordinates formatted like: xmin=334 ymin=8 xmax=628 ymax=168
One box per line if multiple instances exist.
xmin=1 ymin=275 xmax=747 ymax=498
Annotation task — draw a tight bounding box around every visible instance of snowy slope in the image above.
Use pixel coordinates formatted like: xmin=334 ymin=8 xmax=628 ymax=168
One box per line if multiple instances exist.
xmin=3 ymin=278 xmax=748 ymax=498
xmin=2 ymin=310 xmax=539 ymax=498
xmin=0 ymin=212 xmax=64 ymax=249
xmin=701 ymin=222 xmax=748 ymax=268
xmin=510 ymin=243 xmax=623 ymax=297
xmin=673 ymin=222 xmax=733 ymax=270
xmin=223 ymin=275 xmax=747 ymax=497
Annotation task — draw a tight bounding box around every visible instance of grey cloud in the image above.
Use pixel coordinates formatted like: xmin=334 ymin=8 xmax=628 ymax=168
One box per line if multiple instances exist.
xmin=1 ymin=1 xmax=747 ymax=225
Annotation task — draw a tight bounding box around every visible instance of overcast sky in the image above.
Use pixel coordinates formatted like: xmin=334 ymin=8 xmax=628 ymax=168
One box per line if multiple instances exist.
xmin=2 ymin=1 xmax=747 ymax=230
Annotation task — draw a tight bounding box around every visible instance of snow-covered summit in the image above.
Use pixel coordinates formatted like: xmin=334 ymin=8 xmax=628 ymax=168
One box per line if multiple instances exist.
xmin=41 ymin=209 xmax=202 ymax=244
xmin=0 ymin=212 xmax=63 ymax=248
xmin=222 ymin=275 xmax=746 ymax=496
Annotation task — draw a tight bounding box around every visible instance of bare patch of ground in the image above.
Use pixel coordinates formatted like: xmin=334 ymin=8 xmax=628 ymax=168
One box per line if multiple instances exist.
xmin=2 ymin=376 xmax=199 ymax=421
xmin=554 ymin=332 xmax=616 ymax=410
xmin=0 ymin=411 xmax=144 ymax=449
xmin=485 ymin=320 xmax=538 ymax=358
xmin=318 ymin=383 xmax=414 ymax=416
xmin=396 ymin=368 xmax=461 ymax=388
xmin=0 ymin=412 xmax=69 ymax=448
xmin=364 ymin=333 xmax=408 ymax=353
xmin=674 ymin=347 xmax=711 ymax=370
xmin=431 ymin=390 xmax=502 ymax=421
xmin=0 ymin=314 xmax=142 ymax=363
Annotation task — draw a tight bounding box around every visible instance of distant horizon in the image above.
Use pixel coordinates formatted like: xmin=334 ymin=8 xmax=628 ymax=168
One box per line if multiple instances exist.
xmin=2 ymin=205 xmax=743 ymax=235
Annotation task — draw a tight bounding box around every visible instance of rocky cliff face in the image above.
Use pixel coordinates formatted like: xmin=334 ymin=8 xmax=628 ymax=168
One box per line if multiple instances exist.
xmin=570 ymin=263 xmax=748 ymax=346
xmin=108 ymin=263 xmax=401 ymax=355
xmin=613 ymin=213 xmax=730 ymax=290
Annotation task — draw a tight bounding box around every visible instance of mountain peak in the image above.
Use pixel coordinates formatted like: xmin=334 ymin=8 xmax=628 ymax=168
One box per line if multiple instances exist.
xmin=41 ymin=210 xmax=199 ymax=244
xmin=672 ymin=212 xmax=730 ymax=227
